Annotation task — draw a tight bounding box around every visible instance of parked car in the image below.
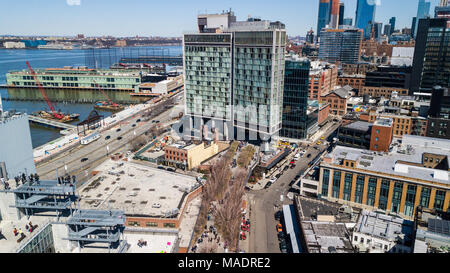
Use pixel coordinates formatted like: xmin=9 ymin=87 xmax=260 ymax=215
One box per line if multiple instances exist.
xmin=280 ymin=240 xmax=288 ymax=253
xmin=81 ymin=158 xmax=88 ymax=162
xmin=277 ymin=231 xmax=286 ymax=241
xmin=275 ymin=173 xmax=282 ymax=179
xmin=283 ymin=166 xmax=289 ymax=171
xmin=105 ymin=136 xmax=111 ymax=140
xmin=290 ymin=164 xmax=296 ymax=169
xmin=307 ymin=154 xmax=312 ymax=158
xmin=290 ymin=160 xmax=295 ymax=164
xmin=157 ymin=166 xmax=165 ymax=170
xmin=269 ymin=178 xmax=277 ymax=184
xmin=274 ymin=211 xmax=282 ymax=221
xmin=276 ymin=223 xmax=283 ymax=233
xmin=264 ymin=182 xmax=272 ymax=189
xmin=132 ymin=124 xmax=136 ymax=128
xmin=167 ymin=168 xmax=176 ymax=172
xmin=116 ymin=128 xmax=121 ymax=132
xmin=117 ymin=136 xmax=123 ymax=140
xmin=136 ymin=119 xmax=141 ymax=123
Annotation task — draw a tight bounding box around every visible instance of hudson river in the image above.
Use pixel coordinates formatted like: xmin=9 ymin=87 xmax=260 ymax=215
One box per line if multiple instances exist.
xmin=0 ymin=45 xmax=182 ymax=148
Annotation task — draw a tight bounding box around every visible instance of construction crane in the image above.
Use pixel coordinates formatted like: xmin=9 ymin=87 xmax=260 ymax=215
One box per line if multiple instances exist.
xmin=93 ymin=81 xmax=118 ymax=107
xmin=25 ymin=61 xmax=64 ymax=120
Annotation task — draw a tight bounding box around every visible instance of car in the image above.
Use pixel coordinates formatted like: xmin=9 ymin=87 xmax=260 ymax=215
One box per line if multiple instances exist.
xmin=276 ymin=224 xmax=283 ymax=233
xmin=116 ymin=128 xmax=121 ymax=132
xmin=289 ymin=180 xmax=296 ymax=187
xmin=307 ymin=154 xmax=312 ymax=158
xmin=155 ymin=120 xmax=160 ymax=123
xmin=152 ymin=120 xmax=156 ymax=123
xmin=290 ymin=160 xmax=295 ymax=164
xmin=105 ymin=136 xmax=111 ymax=140
xmin=280 ymin=241 xmax=288 ymax=253
xmin=316 ymin=141 xmax=322 ymax=145
xmin=269 ymin=178 xmax=277 ymax=184
xmin=136 ymin=119 xmax=141 ymax=122
xmin=152 ymin=203 xmax=161 ymax=208
xmin=157 ymin=166 xmax=165 ymax=170
xmin=277 ymin=231 xmax=286 ymax=241
xmin=295 ymin=175 xmax=301 ymax=180
xmin=274 ymin=211 xmax=282 ymax=221
xmin=275 ymin=173 xmax=282 ymax=179
xmin=81 ymin=158 xmax=88 ymax=162
xmin=283 ymin=166 xmax=289 ymax=171
xmin=117 ymin=137 xmax=123 ymax=140
xmin=167 ymin=168 xmax=176 ymax=172
xmin=290 ymin=164 xmax=296 ymax=169
xmin=264 ymin=182 xmax=272 ymax=189
xmin=132 ymin=124 xmax=136 ymax=127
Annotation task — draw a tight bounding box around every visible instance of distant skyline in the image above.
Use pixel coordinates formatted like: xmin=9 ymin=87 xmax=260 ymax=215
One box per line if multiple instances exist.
xmin=0 ymin=0 xmax=441 ymax=37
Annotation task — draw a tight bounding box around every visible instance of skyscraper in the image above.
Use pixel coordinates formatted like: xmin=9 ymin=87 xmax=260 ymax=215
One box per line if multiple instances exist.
xmin=384 ymin=24 xmax=392 ymax=37
xmin=411 ymin=17 xmax=417 ymax=37
xmin=343 ymin=18 xmax=353 ymax=26
xmin=339 ymin=2 xmax=345 ymax=26
xmin=389 ymin=17 xmax=396 ymax=34
xmin=413 ymin=0 xmax=431 ymax=38
xmin=410 ymin=18 xmax=450 ymax=96
xmin=319 ymin=28 xmax=363 ymax=64
xmin=183 ymin=15 xmax=286 ymax=142
xmin=317 ymin=0 xmax=331 ymax=37
xmin=355 ymin=0 xmax=377 ymax=38
xmin=329 ymin=0 xmax=340 ymax=29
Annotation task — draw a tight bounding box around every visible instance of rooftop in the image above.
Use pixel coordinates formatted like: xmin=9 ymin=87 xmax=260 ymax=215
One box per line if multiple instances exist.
xmin=324 ymin=135 xmax=450 ymax=184
xmin=77 ymin=160 xmax=199 ymax=217
xmin=301 ymin=221 xmax=355 ymax=253
xmin=342 ymin=121 xmax=371 ymax=132
xmin=354 ymin=210 xmax=414 ymax=243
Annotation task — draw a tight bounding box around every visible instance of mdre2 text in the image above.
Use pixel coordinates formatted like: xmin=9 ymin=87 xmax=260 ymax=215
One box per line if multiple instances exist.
xmin=223 ymin=258 xmax=271 ymax=268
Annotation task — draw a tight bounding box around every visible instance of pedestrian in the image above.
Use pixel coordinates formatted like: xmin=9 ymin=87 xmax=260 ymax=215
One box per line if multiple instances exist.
xmin=13 ymin=228 xmax=18 ymax=236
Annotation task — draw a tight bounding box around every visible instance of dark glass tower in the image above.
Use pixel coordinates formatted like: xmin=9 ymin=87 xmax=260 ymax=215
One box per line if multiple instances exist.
xmin=281 ymin=57 xmax=310 ymax=140
xmin=317 ymin=0 xmax=331 ymax=38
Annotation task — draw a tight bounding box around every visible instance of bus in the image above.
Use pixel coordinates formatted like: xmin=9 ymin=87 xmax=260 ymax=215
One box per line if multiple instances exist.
xmin=81 ymin=132 xmax=100 ymax=145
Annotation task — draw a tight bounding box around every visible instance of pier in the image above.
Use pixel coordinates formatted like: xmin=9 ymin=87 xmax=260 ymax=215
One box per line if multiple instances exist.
xmin=28 ymin=115 xmax=76 ymax=130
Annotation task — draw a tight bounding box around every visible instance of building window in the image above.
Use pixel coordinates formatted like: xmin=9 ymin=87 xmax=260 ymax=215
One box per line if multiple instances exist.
xmin=391 ymin=182 xmax=403 ymax=213
xmin=332 ymin=171 xmax=341 ymax=198
xmin=146 ymin=222 xmax=158 ymax=227
xmin=163 ymin=223 xmax=176 ymax=228
xmin=321 ymin=169 xmax=330 ymax=196
xmin=434 ymin=190 xmax=446 ymax=211
xmin=420 ymin=187 xmax=431 ymax=208
xmin=404 ymin=185 xmax=417 ymax=217
xmin=378 ymin=180 xmax=390 ymax=211
xmin=128 ymin=221 xmax=140 ymax=227
xmin=354 ymin=175 xmax=365 ymax=204
xmin=366 ymin=178 xmax=377 ymax=207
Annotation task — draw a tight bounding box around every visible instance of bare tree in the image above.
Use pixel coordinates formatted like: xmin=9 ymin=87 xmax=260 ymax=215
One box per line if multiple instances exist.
xmin=197 ymin=241 xmax=218 ymax=253
xmin=214 ymin=168 xmax=247 ymax=252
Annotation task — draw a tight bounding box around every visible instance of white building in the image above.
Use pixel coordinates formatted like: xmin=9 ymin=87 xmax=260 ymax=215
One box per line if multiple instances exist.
xmin=352 ymin=210 xmax=415 ymax=253
xmin=391 ymin=47 xmax=415 ymax=66
xmin=3 ymin=42 xmax=26 ymax=49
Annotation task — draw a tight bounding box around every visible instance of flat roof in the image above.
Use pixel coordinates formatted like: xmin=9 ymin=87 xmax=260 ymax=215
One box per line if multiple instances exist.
xmin=301 ymin=221 xmax=355 ymax=253
xmin=324 ymin=140 xmax=450 ymax=185
xmin=342 ymin=121 xmax=371 ymax=132
xmin=354 ymin=210 xmax=414 ymax=242
xmin=77 ymin=160 xmax=199 ymax=217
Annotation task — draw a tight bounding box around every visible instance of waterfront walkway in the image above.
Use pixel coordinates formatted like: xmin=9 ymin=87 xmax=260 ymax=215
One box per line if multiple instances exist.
xmin=28 ymin=115 xmax=76 ymax=130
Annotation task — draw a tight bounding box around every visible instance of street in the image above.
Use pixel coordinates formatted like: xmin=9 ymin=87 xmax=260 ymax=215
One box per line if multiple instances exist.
xmin=247 ymin=120 xmax=340 ymax=253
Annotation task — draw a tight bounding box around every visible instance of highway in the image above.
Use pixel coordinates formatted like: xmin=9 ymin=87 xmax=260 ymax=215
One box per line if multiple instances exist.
xmin=36 ymin=92 xmax=184 ymax=183
xmin=247 ymin=120 xmax=341 ymax=253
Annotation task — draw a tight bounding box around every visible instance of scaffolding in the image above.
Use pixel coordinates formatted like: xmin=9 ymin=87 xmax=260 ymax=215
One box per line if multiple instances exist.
xmin=64 ymin=209 xmax=128 ymax=252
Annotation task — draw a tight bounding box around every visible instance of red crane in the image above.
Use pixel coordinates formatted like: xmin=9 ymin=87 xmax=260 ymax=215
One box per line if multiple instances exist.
xmin=93 ymin=80 xmax=119 ymax=107
xmin=25 ymin=61 xmax=64 ymax=120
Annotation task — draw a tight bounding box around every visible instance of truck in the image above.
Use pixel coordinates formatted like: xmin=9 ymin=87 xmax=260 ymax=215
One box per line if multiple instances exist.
xmin=81 ymin=132 xmax=100 ymax=145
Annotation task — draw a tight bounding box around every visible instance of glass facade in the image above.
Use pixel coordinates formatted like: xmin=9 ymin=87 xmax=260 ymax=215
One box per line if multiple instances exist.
xmin=404 ymin=185 xmax=417 ymax=217
xmin=343 ymin=173 xmax=353 ymax=201
xmin=355 ymin=0 xmax=376 ymax=37
xmin=355 ymin=175 xmax=365 ymax=204
xmin=332 ymin=171 xmax=341 ymax=198
xmin=366 ymin=178 xmax=377 ymax=207
xmin=317 ymin=0 xmax=331 ymax=37
xmin=318 ymin=29 xmax=363 ymax=64
xmin=183 ymin=29 xmax=286 ymax=137
xmin=322 ymin=169 xmax=330 ymax=196
xmin=378 ymin=180 xmax=390 ymax=211
xmin=18 ymin=223 xmax=55 ymax=253
xmin=420 ymin=187 xmax=431 ymax=208
xmin=391 ymin=182 xmax=403 ymax=213
xmin=280 ymin=58 xmax=310 ymax=139
xmin=434 ymin=190 xmax=446 ymax=210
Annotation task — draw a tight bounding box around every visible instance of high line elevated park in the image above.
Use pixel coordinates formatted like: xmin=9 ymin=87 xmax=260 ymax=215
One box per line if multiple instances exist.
xmin=36 ymin=92 xmax=185 ymax=185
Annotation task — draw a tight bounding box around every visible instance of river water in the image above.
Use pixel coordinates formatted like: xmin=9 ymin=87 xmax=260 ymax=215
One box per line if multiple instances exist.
xmin=0 ymin=46 xmax=182 ymax=148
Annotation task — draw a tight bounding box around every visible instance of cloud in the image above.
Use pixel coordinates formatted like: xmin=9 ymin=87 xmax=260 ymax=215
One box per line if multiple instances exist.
xmin=66 ymin=0 xmax=81 ymax=6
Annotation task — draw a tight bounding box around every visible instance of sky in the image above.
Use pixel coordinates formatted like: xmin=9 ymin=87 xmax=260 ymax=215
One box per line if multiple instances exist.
xmin=0 ymin=0 xmax=442 ymax=37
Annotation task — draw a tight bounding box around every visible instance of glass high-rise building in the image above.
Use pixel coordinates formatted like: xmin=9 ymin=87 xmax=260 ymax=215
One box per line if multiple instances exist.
xmin=281 ymin=56 xmax=310 ymax=140
xmin=355 ymin=0 xmax=377 ymax=38
xmin=318 ymin=28 xmax=363 ymax=64
xmin=339 ymin=3 xmax=345 ymax=26
xmin=183 ymin=18 xmax=286 ymax=141
xmin=411 ymin=18 xmax=450 ymax=96
xmin=389 ymin=17 xmax=396 ymax=34
xmin=413 ymin=0 xmax=431 ymax=38
xmin=317 ymin=0 xmax=331 ymax=38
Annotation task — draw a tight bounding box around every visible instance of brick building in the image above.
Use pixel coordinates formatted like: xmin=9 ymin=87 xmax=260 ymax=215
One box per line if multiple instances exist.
xmin=309 ymin=61 xmax=338 ymax=99
xmin=320 ymin=87 xmax=350 ymax=116
xmin=338 ymin=75 xmax=366 ymax=93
